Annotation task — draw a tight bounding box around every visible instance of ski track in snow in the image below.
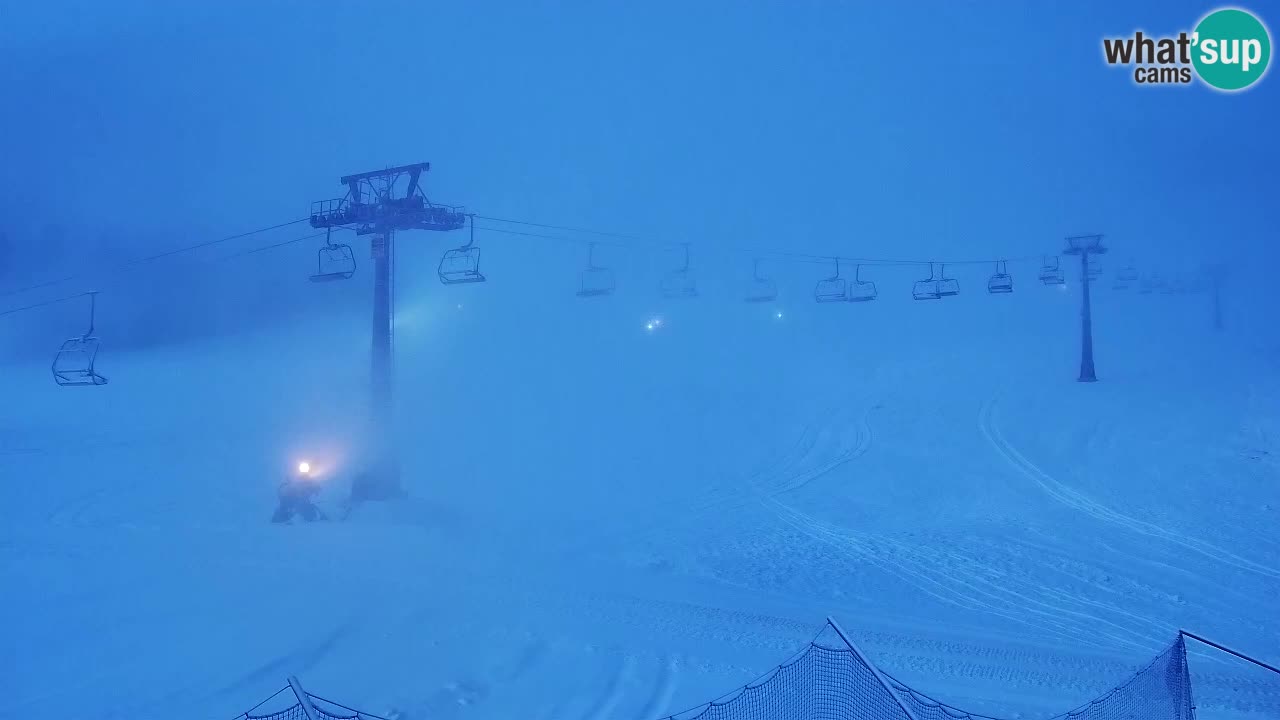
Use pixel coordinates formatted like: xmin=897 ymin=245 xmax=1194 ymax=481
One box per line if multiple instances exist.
xmin=551 ymin=401 xmax=840 ymax=559
xmin=534 ymin=394 xmax=1279 ymax=719
xmin=633 ymin=655 xmax=679 ymax=720
xmin=726 ymin=401 xmax=1165 ymax=654
xmin=979 ymin=393 xmax=1280 ymax=581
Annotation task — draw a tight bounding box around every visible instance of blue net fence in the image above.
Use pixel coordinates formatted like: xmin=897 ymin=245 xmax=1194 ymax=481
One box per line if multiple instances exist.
xmin=229 ymin=618 xmax=1244 ymax=720
xmin=884 ymin=635 xmax=1194 ymax=720
xmin=652 ymin=619 xmax=1195 ymax=720
xmin=231 ymin=682 xmax=391 ymax=720
xmin=657 ymin=644 xmax=914 ymax=720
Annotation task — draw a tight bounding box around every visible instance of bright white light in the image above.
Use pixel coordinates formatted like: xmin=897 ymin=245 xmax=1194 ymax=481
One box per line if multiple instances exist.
xmin=775 ymin=311 xmax=784 ymax=319
xmin=645 ymin=322 xmax=655 ymax=331
xmin=297 ymin=461 xmax=311 ymax=475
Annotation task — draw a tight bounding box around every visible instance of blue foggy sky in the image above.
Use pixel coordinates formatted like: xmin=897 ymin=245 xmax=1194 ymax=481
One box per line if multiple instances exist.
xmin=0 ymin=0 xmax=1276 ymax=292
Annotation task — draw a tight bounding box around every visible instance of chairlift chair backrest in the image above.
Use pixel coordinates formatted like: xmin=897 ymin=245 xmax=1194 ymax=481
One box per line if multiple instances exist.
xmin=577 ymin=267 xmax=615 ymax=297
xmin=745 ymin=281 xmax=777 ymax=302
xmin=661 ymin=271 xmax=698 ymax=298
xmin=987 ymin=275 xmax=1013 ymax=293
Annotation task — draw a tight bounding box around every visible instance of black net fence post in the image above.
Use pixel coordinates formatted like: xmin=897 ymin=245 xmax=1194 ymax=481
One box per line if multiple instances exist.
xmin=826 ymin=616 xmax=922 ymax=720
xmin=288 ymin=676 xmax=322 ymax=720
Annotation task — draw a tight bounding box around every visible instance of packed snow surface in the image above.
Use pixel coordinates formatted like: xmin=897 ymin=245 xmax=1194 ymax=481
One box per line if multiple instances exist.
xmin=3 ymin=280 xmax=1278 ymax=720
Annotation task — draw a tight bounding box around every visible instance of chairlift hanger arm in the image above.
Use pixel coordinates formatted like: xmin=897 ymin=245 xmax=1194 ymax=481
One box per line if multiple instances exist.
xmin=85 ymin=291 xmax=98 ymax=337
xmin=463 ymin=214 xmax=477 ymax=248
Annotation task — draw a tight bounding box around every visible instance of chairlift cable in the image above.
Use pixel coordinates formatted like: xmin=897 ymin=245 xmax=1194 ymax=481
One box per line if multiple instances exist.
xmin=476 ymin=224 xmax=634 ymax=249
xmin=226 ymin=230 xmax=330 ymax=260
xmin=0 ymin=217 xmax=311 ymax=300
xmin=0 ymin=202 xmax=1150 ymax=320
xmin=0 ymin=229 xmax=333 ymax=319
xmin=0 ymin=291 xmax=93 ymax=319
xmin=475 ymin=214 xmax=1059 ymax=269
xmin=473 ymin=214 xmax=651 ymax=242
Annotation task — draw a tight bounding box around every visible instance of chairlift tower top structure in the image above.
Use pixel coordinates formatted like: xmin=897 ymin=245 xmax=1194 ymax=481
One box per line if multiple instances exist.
xmin=309 ymin=162 xmax=467 ymax=236
xmin=310 ymin=162 xmax=468 ymax=502
xmin=1063 ymin=234 xmax=1107 ymax=257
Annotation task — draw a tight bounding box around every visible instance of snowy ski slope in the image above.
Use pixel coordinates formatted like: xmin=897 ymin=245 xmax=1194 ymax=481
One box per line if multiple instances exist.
xmin=2 ymin=267 xmax=1278 ymax=720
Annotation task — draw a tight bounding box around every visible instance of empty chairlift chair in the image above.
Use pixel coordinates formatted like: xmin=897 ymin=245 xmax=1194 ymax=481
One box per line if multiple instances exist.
xmin=309 ymin=229 xmax=356 ymax=282
xmin=1139 ymin=272 xmax=1160 ymax=294
xmin=1186 ymin=272 xmax=1209 ymax=294
xmin=987 ymin=260 xmax=1013 ymax=294
xmin=438 ymin=215 xmax=486 ymax=285
xmin=814 ymin=258 xmax=849 ymax=302
xmin=744 ymin=259 xmax=778 ymax=303
xmin=847 ymin=264 xmax=877 ymax=302
xmin=936 ymin=263 xmax=960 ymax=297
xmin=576 ymin=243 xmax=616 ymax=298
xmin=660 ymin=244 xmax=698 ymax=298
xmin=913 ymin=263 xmax=942 ymax=300
xmin=1114 ymin=265 xmax=1139 ymax=290
xmin=1087 ymin=258 xmax=1103 ymax=282
xmin=1039 ymin=255 xmax=1065 ymax=286
xmin=51 ymin=291 xmax=109 ymax=387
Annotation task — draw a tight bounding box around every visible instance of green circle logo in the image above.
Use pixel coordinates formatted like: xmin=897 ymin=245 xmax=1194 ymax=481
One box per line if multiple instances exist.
xmin=1192 ymin=8 xmax=1272 ymax=91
